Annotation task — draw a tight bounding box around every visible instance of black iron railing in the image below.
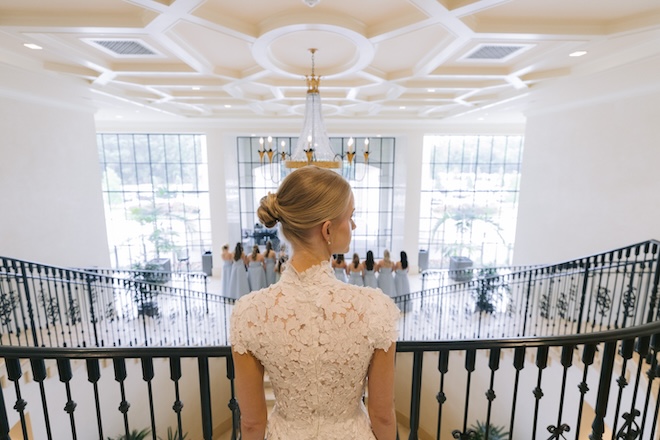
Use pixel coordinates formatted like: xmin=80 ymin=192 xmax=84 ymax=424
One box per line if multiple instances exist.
xmin=77 ymin=267 xmax=209 ymax=293
xmin=1 ymin=241 xmax=660 ymax=438
xmin=0 ymin=322 xmax=659 ymax=439
xmin=398 ymin=320 xmax=660 ymax=440
xmin=3 ymin=240 xmax=660 ymax=348
xmin=397 ymin=240 xmax=660 ymax=341
xmin=0 ymin=258 xmax=234 ymax=348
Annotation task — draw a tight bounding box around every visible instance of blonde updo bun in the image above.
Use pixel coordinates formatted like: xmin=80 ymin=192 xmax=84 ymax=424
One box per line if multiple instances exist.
xmin=257 ymin=193 xmax=280 ymax=228
xmin=258 ymin=166 xmax=352 ymax=247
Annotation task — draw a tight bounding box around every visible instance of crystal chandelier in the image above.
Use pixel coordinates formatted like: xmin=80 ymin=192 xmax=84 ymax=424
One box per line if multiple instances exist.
xmin=257 ymin=49 xmax=370 ymax=181
xmin=286 ymin=48 xmax=339 ymax=170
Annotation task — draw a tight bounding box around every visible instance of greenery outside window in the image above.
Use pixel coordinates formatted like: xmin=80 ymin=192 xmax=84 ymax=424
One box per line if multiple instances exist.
xmin=97 ymin=133 xmax=211 ymax=270
xmin=418 ymin=135 xmax=523 ymax=268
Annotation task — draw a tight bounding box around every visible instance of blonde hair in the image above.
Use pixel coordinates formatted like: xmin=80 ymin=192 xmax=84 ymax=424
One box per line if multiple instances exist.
xmin=257 ymin=166 xmax=352 ymax=247
xmin=383 ymin=249 xmax=391 ymax=263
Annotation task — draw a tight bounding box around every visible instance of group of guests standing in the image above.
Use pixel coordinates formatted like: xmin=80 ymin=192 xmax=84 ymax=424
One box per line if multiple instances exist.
xmin=222 ymin=241 xmax=410 ymax=299
xmin=332 ymin=249 xmax=410 ymax=297
xmin=221 ymin=241 xmax=289 ymax=298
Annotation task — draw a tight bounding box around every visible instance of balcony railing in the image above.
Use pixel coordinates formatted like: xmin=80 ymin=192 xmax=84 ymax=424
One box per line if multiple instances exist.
xmin=396 ymin=240 xmax=660 ymax=341
xmin=1 ymin=240 xmax=660 ymax=439
xmin=0 ymin=322 xmax=658 ymax=439
xmin=0 ymin=258 xmax=234 ymax=348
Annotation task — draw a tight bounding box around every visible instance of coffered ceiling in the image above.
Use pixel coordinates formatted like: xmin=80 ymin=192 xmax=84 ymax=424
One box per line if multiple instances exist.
xmin=1 ymin=0 xmax=659 ymax=123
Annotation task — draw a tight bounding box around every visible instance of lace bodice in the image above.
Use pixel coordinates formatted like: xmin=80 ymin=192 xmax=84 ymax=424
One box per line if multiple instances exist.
xmin=230 ymin=260 xmax=400 ymax=439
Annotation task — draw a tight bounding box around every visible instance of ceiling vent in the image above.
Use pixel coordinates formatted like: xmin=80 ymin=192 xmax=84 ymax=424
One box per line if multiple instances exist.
xmin=85 ymin=39 xmax=160 ymax=57
xmin=464 ymin=45 xmax=528 ymax=61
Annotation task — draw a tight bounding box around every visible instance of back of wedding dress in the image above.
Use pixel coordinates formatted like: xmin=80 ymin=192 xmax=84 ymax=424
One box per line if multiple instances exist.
xmin=230 ymin=261 xmax=399 ymax=440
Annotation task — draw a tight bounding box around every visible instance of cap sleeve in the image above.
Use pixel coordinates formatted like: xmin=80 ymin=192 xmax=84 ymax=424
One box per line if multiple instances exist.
xmin=229 ymin=296 xmax=254 ymax=355
xmin=368 ymin=292 xmax=400 ymax=351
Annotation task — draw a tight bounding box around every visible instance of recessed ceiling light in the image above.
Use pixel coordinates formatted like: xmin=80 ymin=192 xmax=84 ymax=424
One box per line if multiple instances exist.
xmin=192 ymin=86 xmax=200 ymax=90
xmin=478 ymin=117 xmax=485 ymax=121
xmin=569 ymin=51 xmax=587 ymax=57
xmin=115 ymin=115 xmax=123 ymax=119
xmin=427 ymin=89 xmax=435 ymax=92
xmin=224 ymin=104 xmax=232 ymax=108
xmin=23 ymin=43 xmax=42 ymax=50
xmin=399 ymin=106 xmax=406 ymax=110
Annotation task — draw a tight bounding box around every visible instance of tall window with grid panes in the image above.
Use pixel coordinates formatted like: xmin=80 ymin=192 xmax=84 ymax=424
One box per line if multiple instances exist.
xmin=236 ymin=136 xmax=395 ymax=259
xmin=418 ymin=135 xmax=523 ymax=269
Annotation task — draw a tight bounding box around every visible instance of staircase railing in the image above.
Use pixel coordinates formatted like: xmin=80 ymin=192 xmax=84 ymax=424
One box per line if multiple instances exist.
xmin=396 ymin=239 xmax=660 ymax=341
xmin=1 ymin=241 xmax=660 ymax=439
xmin=77 ymin=267 xmax=209 ymax=292
xmin=1 ymin=321 xmax=658 ymax=440
xmin=0 ymin=257 xmax=234 ymax=348
xmin=2 ymin=239 xmax=660 ymax=348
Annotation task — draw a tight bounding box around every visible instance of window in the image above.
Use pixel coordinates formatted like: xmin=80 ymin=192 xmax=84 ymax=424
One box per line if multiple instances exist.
xmin=236 ymin=136 xmax=395 ymax=258
xmin=97 ymin=133 xmax=211 ymax=269
xmin=419 ymin=135 xmax=523 ymax=268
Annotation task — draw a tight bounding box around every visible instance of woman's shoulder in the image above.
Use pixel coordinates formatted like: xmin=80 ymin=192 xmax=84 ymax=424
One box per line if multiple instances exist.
xmin=233 ymin=286 xmax=276 ymax=313
xmin=335 ymin=283 xmax=394 ymax=304
xmin=346 ymin=286 xmax=400 ymax=320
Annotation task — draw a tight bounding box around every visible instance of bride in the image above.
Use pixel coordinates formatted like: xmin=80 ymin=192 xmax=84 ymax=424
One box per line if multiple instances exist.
xmin=230 ymin=166 xmax=400 ymax=440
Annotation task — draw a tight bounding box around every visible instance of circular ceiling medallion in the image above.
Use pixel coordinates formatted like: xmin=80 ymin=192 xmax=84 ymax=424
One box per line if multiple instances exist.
xmin=252 ymin=23 xmax=374 ymax=78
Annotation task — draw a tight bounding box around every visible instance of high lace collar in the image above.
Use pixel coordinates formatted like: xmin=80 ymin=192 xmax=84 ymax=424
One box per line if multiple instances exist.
xmin=281 ymin=260 xmax=334 ymax=283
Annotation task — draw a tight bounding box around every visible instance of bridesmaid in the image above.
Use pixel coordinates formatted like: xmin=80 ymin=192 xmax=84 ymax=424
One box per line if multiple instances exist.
xmin=221 ymin=244 xmax=233 ymax=296
xmin=247 ymin=244 xmax=267 ymax=291
xmin=376 ymin=249 xmax=396 ymax=297
xmin=332 ymin=254 xmax=348 ymax=282
xmin=347 ymin=253 xmax=364 ymax=286
xmin=264 ymin=240 xmax=277 ymax=286
xmin=362 ymin=250 xmax=378 ymax=288
xmin=394 ymin=251 xmax=411 ymax=296
xmin=228 ymin=243 xmax=250 ymax=298
xmin=275 ymin=243 xmax=289 ymax=282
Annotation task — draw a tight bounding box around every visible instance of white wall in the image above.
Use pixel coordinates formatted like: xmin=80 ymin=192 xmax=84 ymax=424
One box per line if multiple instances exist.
xmin=0 ymin=64 xmax=110 ymax=267
xmin=514 ymin=55 xmax=660 ymax=265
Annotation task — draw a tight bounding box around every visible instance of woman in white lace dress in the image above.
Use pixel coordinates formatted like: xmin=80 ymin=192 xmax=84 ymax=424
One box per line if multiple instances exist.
xmin=230 ymin=166 xmax=399 ymax=440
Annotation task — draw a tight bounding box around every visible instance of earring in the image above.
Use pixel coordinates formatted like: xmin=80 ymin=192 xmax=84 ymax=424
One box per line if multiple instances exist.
xmin=327 ymin=240 xmax=331 ymax=245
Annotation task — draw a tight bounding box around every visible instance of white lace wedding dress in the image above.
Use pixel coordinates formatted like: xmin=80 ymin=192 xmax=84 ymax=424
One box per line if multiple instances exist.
xmin=230 ymin=260 xmax=400 ymax=440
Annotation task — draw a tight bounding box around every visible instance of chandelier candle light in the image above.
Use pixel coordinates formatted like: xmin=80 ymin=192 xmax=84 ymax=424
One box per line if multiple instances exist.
xmin=256 ymin=48 xmax=371 ymax=181
xmin=285 ymin=48 xmax=339 ymax=169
